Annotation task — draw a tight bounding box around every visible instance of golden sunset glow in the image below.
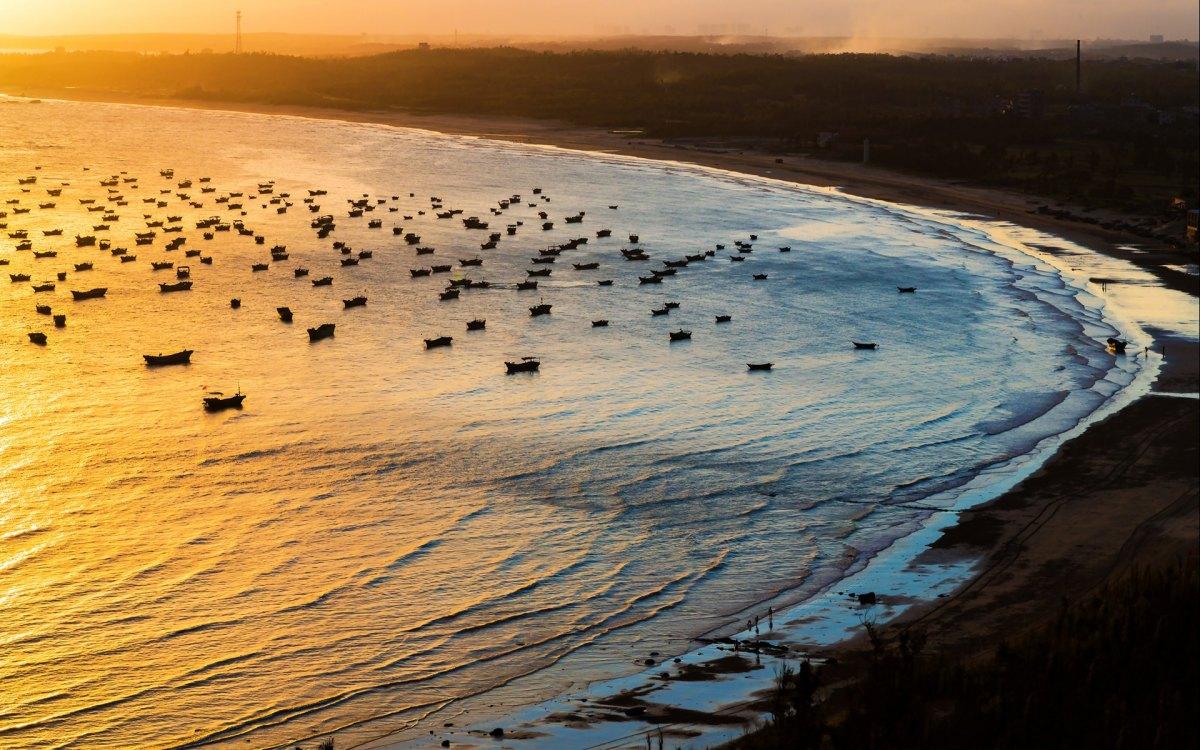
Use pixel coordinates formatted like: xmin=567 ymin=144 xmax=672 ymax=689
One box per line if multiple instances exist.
xmin=1 ymin=5 xmax=1197 ymax=750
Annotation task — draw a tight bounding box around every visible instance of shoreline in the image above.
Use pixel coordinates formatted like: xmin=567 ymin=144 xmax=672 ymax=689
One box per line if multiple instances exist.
xmin=4 ymin=87 xmax=1197 ymax=296
xmin=8 ymin=88 xmax=1196 ymax=749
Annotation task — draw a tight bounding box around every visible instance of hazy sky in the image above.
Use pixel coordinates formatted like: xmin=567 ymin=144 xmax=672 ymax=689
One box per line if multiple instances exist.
xmin=1 ymin=0 xmax=1195 ymax=39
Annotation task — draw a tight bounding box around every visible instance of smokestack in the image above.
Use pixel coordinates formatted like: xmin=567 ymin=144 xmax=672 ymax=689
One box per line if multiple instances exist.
xmin=1080 ymin=39 xmax=1089 ymax=96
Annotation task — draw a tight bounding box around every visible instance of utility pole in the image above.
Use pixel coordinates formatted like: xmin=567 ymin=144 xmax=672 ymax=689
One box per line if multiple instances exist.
xmin=236 ymin=10 xmax=243 ymax=54
xmin=1075 ymin=39 xmax=1081 ymax=96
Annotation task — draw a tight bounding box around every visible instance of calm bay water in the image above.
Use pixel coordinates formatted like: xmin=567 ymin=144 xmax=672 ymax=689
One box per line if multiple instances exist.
xmin=0 ymin=99 xmax=1138 ymax=749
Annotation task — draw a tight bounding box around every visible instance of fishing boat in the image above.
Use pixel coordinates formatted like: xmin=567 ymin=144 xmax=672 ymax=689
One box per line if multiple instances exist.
xmin=340 ymin=258 xmax=358 ymax=267
xmin=897 ymin=286 xmax=916 ymax=293
xmin=159 ymin=281 xmax=192 ymax=293
xmin=71 ymin=287 xmax=107 ymax=300
xmin=753 ymin=273 xmax=768 ymax=280
xmin=505 ymin=357 xmax=541 ymax=374
xmin=439 ymin=289 xmax=460 ymax=301
xmin=294 ymin=268 xmax=309 ymax=277
xmin=343 ymin=296 xmax=367 ymax=308
xmin=277 ymin=307 xmax=293 ymax=322
xmin=35 ymin=304 xmax=51 ymax=315
xmin=152 ymin=261 xmax=174 ymax=270
xmin=307 ymin=323 xmax=336 ymax=342
xmin=639 ymin=276 xmax=663 ymax=284
xmin=251 ymin=262 xmax=269 ymax=271
xmin=466 ymin=319 xmax=486 ymax=331
xmin=516 ymin=280 xmax=538 ymax=290
xmin=74 ymin=263 xmax=93 ymax=271
xmin=143 ymin=349 xmax=193 ymax=366
xmin=230 ymin=298 xmax=241 ymax=309
xmin=53 ymin=314 xmax=65 ymax=328
xmin=203 ymin=390 xmax=245 ymax=412
xmin=669 ymin=329 xmax=692 ymax=341
xmin=747 ymin=362 xmax=774 ymax=371
xmin=28 ymin=332 xmax=47 ymax=345
xmin=853 ymin=342 xmax=878 ymax=350
xmin=460 ymin=258 xmax=483 ymax=267
xmin=597 ymin=279 xmax=614 ymax=286
xmin=312 ymin=276 xmax=333 ymax=287
xmin=715 ymin=314 xmax=732 ymax=323
xmin=592 ymin=319 xmax=609 ymax=327
xmin=526 ymin=268 xmax=551 ymax=277
xmin=424 ymin=335 xmax=453 ymax=349
xmin=596 ymin=229 xmax=612 ymax=238
xmin=651 ymin=307 xmax=669 ymax=316
xmin=529 ymin=303 xmax=552 ymax=317
xmin=573 ymin=262 xmax=600 ymax=270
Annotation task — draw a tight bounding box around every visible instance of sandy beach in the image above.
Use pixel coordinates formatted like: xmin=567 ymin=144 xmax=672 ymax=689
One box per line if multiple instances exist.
xmin=5 ymin=86 xmax=1197 ymax=748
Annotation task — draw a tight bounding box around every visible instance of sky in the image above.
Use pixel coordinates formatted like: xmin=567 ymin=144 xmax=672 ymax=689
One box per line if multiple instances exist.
xmin=0 ymin=0 xmax=1195 ymax=40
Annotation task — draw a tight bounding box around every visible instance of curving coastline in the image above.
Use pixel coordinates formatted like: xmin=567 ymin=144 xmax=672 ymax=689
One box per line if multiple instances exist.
xmin=3 ymin=89 xmax=1196 ymax=750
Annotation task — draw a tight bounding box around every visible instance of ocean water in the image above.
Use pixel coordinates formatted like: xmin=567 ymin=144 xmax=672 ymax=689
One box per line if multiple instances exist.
xmin=0 ymin=98 xmax=1140 ymax=749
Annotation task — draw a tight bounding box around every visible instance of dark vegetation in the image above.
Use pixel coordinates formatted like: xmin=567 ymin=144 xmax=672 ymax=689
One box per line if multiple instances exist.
xmin=735 ymin=557 xmax=1199 ymax=750
xmin=1 ymin=47 xmax=1196 ymax=221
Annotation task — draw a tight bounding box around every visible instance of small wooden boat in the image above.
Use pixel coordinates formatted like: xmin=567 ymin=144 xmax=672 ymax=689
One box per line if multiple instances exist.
xmin=152 ymin=261 xmax=174 ymax=270
xmin=159 ymin=281 xmax=192 ymax=293
xmin=439 ymin=289 xmax=460 ymax=301
xmin=669 ymin=329 xmax=692 ymax=341
xmin=531 ymin=256 xmax=555 ymax=264
xmin=294 ymin=268 xmax=309 ymax=277
xmin=199 ymin=256 xmax=213 ymax=265
xmin=853 ymin=342 xmax=878 ymax=350
xmin=312 ymin=276 xmax=333 ymax=287
xmin=897 ymin=287 xmax=916 ymax=293
xmin=597 ymin=279 xmax=614 ymax=286
xmin=529 ymin=303 xmax=552 ymax=317
xmin=203 ymin=390 xmax=245 ymax=411
xmin=230 ymin=298 xmax=241 ymax=309
xmin=527 ymin=268 xmax=551 ymax=277
xmin=517 ymin=280 xmax=539 ymax=290
xmin=28 ymin=331 xmax=47 ymax=345
xmin=343 ymin=296 xmax=367 ymax=308
xmin=35 ymin=304 xmax=52 ymax=315
xmin=32 ymin=282 xmax=55 ymax=292
xmin=639 ymin=276 xmax=663 ymax=285
xmin=33 ymin=250 xmax=57 ymax=259
xmin=251 ymin=263 xmax=269 ymax=271
xmin=144 ymin=349 xmax=193 ymax=366
xmin=277 ymin=307 xmax=293 ymax=322
xmin=747 ymin=362 xmax=774 ymax=371
xmin=664 ymin=301 xmax=680 ymax=309
xmin=53 ymin=314 xmax=65 ymax=328
xmin=42 ymin=228 xmax=63 ymax=236
xmin=431 ymin=264 xmax=451 ymax=273
xmin=424 ymin=335 xmax=453 ymax=349
xmin=120 ymin=255 xmax=137 ymax=263
xmin=74 ymin=262 xmax=93 ymax=272
xmin=779 ymin=246 xmax=791 ymax=252
xmin=505 ymin=357 xmax=540 ymax=374
xmin=596 ymin=229 xmax=612 ymax=238
xmin=573 ymin=262 xmax=600 ymax=270
xmin=71 ymin=287 xmax=107 ymax=300
xmin=629 ymin=234 xmax=639 ymax=243
xmin=651 ymin=307 xmax=669 ymax=316
xmin=460 ymin=258 xmax=483 ymax=267
xmin=592 ymin=319 xmax=609 ymax=327
xmin=307 ymin=323 xmax=335 ymax=341
xmin=340 ymin=258 xmax=359 ymax=267
xmin=729 ymin=255 xmax=745 ymax=262
xmin=466 ymin=319 xmax=486 ymax=331
xmin=753 ymin=273 xmax=768 ymax=280
xmin=715 ymin=314 xmax=732 ymax=323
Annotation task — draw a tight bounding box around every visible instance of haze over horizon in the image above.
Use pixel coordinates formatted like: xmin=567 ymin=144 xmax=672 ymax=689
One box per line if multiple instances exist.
xmin=2 ymin=0 xmax=1196 ymax=41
